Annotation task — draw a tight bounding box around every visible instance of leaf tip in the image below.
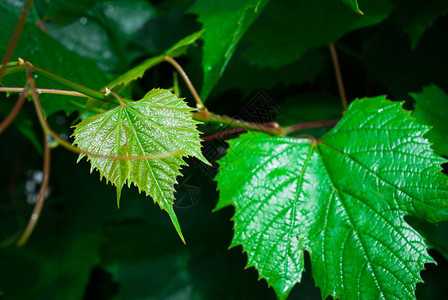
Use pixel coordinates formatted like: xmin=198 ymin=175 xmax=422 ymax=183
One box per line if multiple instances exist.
xmin=166 ymin=206 xmax=186 ymax=244
xmin=116 ymin=186 xmax=122 ymax=209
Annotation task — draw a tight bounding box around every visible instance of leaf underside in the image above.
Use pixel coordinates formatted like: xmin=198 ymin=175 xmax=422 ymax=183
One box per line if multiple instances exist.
xmin=73 ymin=89 xmax=208 ymax=242
xmin=216 ymin=96 xmax=448 ymax=299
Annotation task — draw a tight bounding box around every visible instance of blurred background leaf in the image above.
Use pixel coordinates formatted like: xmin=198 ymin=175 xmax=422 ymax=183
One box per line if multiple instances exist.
xmin=1 ymin=0 xmax=448 ymax=299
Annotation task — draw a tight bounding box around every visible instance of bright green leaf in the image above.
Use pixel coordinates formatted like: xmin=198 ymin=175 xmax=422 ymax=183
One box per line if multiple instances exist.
xmin=73 ymin=89 xmax=208 ymax=242
xmin=241 ymin=0 xmax=393 ymax=68
xmin=216 ymin=96 xmax=448 ymax=299
xmin=106 ymin=30 xmax=204 ymax=92
xmin=188 ymin=0 xmax=269 ymax=100
xmin=411 ymin=84 xmax=448 ymax=157
xmin=342 ymin=0 xmax=364 ymax=14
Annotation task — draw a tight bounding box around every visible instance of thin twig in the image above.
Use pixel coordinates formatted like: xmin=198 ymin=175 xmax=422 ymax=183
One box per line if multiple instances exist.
xmin=163 ymin=56 xmax=207 ymax=112
xmin=202 ymin=128 xmax=245 ymax=142
xmin=16 ymin=134 xmax=51 ymax=246
xmin=4 ymin=61 xmax=289 ymax=137
xmin=26 ymin=70 xmax=181 ymax=161
xmin=0 ymin=0 xmax=34 ymax=83
xmin=193 ymin=111 xmax=285 ymax=136
xmin=0 ymin=87 xmax=86 ymax=97
xmin=328 ymin=42 xmax=348 ymax=111
xmin=0 ymin=89 xmax=28 ymax=134
xmin=283 ymin=120 xmax=339 ymax=135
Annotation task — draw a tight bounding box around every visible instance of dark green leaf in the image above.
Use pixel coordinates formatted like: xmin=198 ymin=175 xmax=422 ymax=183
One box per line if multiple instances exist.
xmin=0 ymin=97 xmax=43 ymax=154
xmin=241 ymin=0 xmax=393 ymax=68
xmin=411 ymin=84 xmax=448 ymax=157
xmin=44 ymin=0 xmax=156 ymax=73
xmin=0 ymin=3 xmax=108 ymax=116
xmin=363 ymin=21 xmax=448 ymax=100
xmin=392 ymin=0 xmax=448 ymax=49
xmin=72 ymin=89 xmax=208 ymax=242
xmin=216 ymin=96 xmax=448 ymax=299
xmin=212 ymin=50 xmax=327 ymax=98
xmin=106 ymin=30 xmax=204 ymax=92
xmin=188 ymin=0 xmax=269 ymax=100
xmin=342 ymin=0 xmax=364 ymax=14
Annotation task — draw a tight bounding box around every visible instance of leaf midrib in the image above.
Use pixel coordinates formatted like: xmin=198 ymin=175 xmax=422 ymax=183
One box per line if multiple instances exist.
xmin=315 ymin=144 xmax=386 ymax=299
xmin=123 ymin=108 xmax=170 ymax=206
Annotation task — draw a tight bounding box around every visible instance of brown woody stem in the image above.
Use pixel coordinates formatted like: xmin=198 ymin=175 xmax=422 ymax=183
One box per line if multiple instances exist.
xmin=329 ymin=42 xmax=348 ymax=111
xmin=194 ymin=111 xmax=285 ymax=136
xmin=0 ymin=0 xmax=34 ymax=84
xmin=0 ymin=89 xmax=28 ymax=134
xmin=16 ymin=133 xmax=51 ymax=246
xmin=284 ymin=120 xmax=339 ymax=135
xmin=0 ymin=87 xmax=86 ymax=97
xmin=163 ymin=56 xmax=207 ymax=113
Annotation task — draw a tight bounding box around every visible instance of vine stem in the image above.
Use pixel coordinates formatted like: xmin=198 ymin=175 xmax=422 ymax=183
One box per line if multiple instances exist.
xmin=194 ymin=111 xmax=285 ymax=136
xmin=161 ymin=56 xmax=287 ymax=136
xmin=0 ymin=0 xmax=34 ymax=84
xmin=0 ymin=89 xmax=28 ymax=134
xmin=284 ymin=120 xmax=339 ymax=135
xmin=163 ymin=56 xmax=207 ymax=113
xmin=0 ymin=87 xmax=86 ymax=97
xmin=329 ymin=42 xmax=348 ymax=111
xmin=16 ymin=133 xmax=51 ymax=247
xmin=202 ymin=128 xmax=245 ymax=142
xmin=21 ymin=60 xmax=108 ymax=100
xmin=3 ymin=62 xmax=338 ymax=138
xmin=26 ymin=70 xmax=182 ymax=161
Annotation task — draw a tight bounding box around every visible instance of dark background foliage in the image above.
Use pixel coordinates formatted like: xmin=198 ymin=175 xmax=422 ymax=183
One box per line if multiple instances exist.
xmin=1 ymin=0 xmax=448 ymax=299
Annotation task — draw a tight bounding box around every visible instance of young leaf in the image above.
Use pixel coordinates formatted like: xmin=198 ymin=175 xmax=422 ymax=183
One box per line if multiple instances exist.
xmin=411 ymin=84 xmax=448 ymax=157
xmin=216 ymin=96 xmax=448 ymax=299
xmin=188 ymin=0 xmax=270 ymax=100
xmin=72 ymin=89 xmax=209 ymax=242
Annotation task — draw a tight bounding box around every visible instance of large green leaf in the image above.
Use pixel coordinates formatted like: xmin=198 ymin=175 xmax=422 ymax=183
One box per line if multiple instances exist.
xmin=411 ymin=84 xmax=448 ymax=157
xmin=241 ymin=0 xmax=393 ymax=68
xmin=188 ymin=0 xmax=269 ymax=100
xmin=216 ymin=96 xmax=448 ymax=299
xmin=72 ymin=89 xmax=208 ymax=242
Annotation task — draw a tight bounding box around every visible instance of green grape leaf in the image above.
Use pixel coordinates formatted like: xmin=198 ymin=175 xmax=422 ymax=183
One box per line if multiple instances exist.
xmin=393 ymin=0 xmax=448 ymax=49
xmin=411 ymin=84 xmax=448 ymax=157
xmin=188 ymin=0 xmax=270 ymax=100
xmin=216 ymin=96 xmax=448 ymax=299
xmin=342 ymin=0 xmax=364 ymax=14
xmin=241 ymin=0 xmax=393 ymax=68
xmin=106 ymin=30 xmax=204 ymax=92
xmin=72 ymin=89 xmax=209 ymax=242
